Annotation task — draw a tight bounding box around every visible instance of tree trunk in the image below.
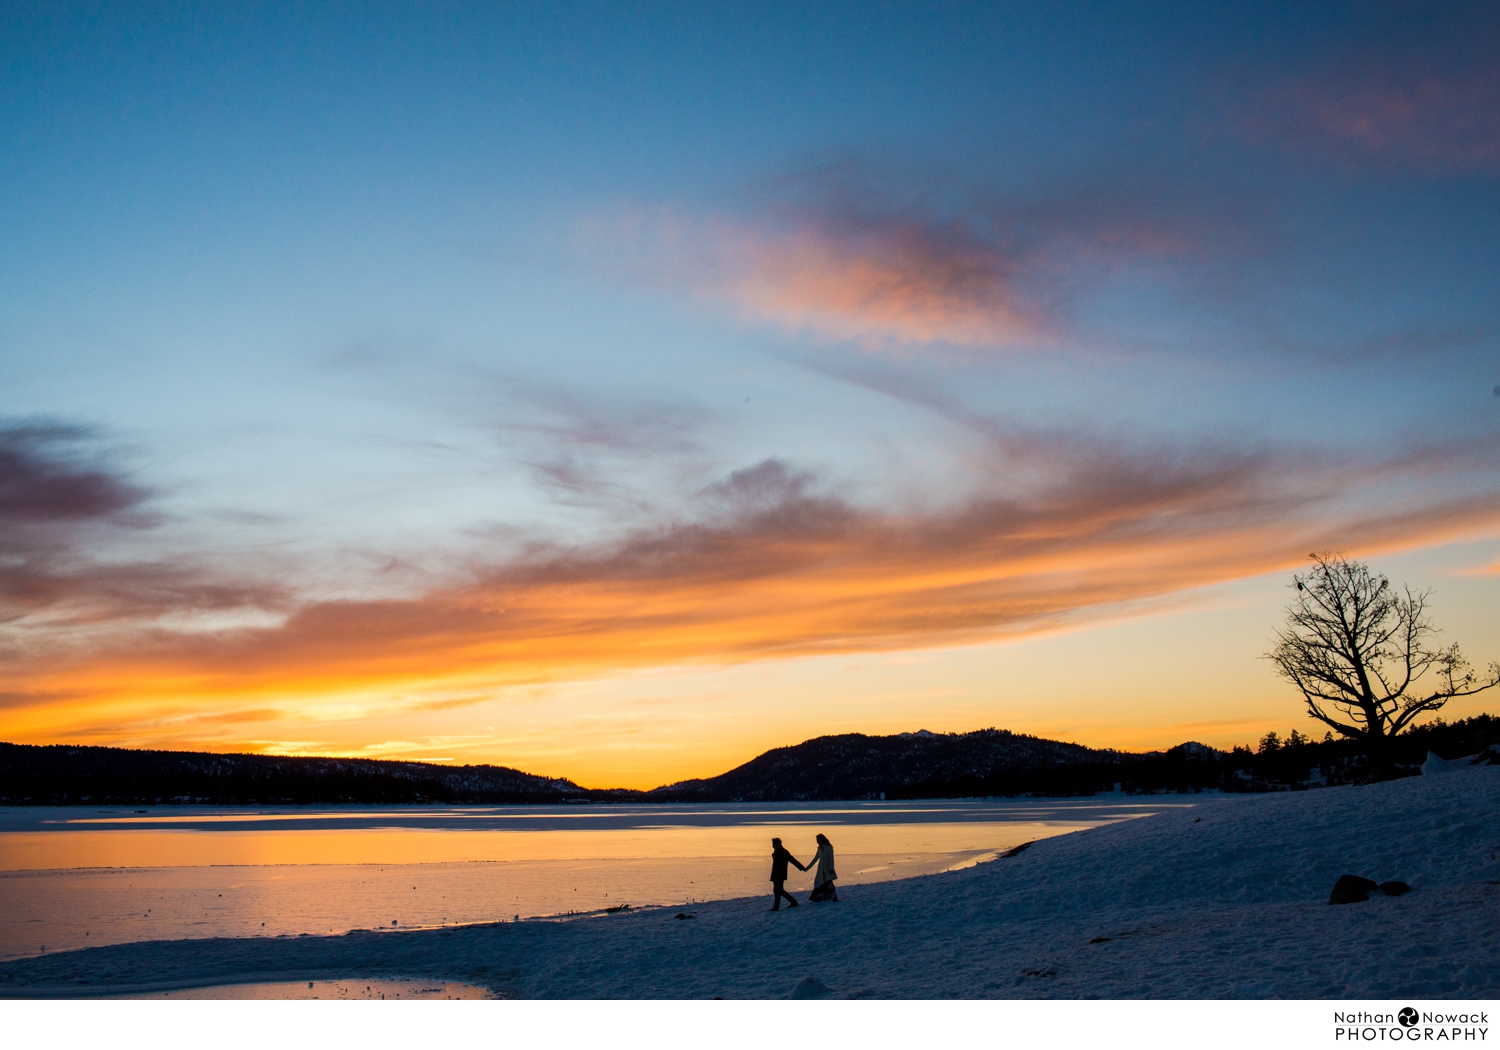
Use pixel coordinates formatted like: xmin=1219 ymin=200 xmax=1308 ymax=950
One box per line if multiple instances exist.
xmin=1364 ymin=720 xmax=1391 ymax=781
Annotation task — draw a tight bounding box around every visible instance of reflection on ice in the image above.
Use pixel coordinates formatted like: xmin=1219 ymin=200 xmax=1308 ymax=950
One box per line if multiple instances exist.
xmin=1 ymin=798 xmax=1171 ymax=838
xmin=113 ymin=979 xmax=495 ymax=1000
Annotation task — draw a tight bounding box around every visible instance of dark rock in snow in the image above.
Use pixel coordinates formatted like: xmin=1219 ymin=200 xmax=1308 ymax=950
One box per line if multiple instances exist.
xmin=791 ymin=977 xmax=833 ymax=999
xmin=1378 ymin=880 xmax=1412 ymax=896
xmin=1328 ymin=874 xmax=1379 ymax=904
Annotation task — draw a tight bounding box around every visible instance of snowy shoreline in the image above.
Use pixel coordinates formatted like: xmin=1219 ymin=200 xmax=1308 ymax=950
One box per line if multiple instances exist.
xmin=1 ymin=765 xmax=1497 ymax=999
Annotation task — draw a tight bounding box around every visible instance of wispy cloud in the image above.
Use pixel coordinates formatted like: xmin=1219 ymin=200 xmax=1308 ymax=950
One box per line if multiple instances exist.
xmin=0 ymin=423 xmax=150 ymax=525
xmin=588 ymin=206 xmax=1036 ymax=348
xmin=0 ymin=420 xmax=286 ymax=639
xmin=1240 ymin=72 xmax=1500 ymax=174
xmin=1226 ymin=8 xmax=1500 ymax=178
xmin=582 ymin=165 xmax=1249 ymax=351
xmin=5 ymin=427 xmax=1497 ymax=746
xmin=496 ymin=382 xmax=710 ymax=511
xmin=1460 ymin=558 xmax=1500 ymax=578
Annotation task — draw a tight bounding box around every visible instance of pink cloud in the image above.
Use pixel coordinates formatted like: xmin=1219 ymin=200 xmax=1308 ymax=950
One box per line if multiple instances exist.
xmin=1236 ymin=68 xmax=1500 ymax=174
xmin=589 ymin=207 xmax=1036 ymax=348
xmin=706 ymin=216 xmax=1038 ymax=348
xmin=583 ymin=175 xmax=1219 ymax=351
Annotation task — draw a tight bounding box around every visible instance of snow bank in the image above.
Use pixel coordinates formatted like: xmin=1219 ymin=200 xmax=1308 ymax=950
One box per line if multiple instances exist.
xmin=1423 ymin=746 xmax=1500 ymax=776
xmin=2 ymin=765 xmax=1497 ymax=999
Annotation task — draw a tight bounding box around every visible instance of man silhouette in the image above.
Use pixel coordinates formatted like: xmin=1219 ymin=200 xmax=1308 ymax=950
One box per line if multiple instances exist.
xmin=769 ymin=837 xmax=806 ymax=910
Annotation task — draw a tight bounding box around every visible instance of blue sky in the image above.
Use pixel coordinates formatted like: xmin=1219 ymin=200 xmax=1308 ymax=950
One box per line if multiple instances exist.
xmin=2 ymin=2 xmax=1498 ymax=784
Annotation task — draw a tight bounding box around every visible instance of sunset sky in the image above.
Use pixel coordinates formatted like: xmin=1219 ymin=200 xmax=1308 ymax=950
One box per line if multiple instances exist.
xmin=3 ymin=3 xmax=1498 ymax=788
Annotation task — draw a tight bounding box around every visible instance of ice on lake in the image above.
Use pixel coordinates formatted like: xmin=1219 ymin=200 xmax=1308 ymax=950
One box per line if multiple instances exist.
xmin=0 ymin=798 xmax=1177 ymax=961
xmin=112 ymin=979 xmax=495 ymax=1000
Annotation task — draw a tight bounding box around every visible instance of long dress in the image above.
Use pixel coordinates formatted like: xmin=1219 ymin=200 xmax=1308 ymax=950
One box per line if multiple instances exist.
xmin=809 ymin=842 xmax=838 ymax=900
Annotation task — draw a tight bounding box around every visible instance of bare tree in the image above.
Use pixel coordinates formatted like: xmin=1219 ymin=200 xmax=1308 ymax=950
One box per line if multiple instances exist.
xmin=1268 ymin=553 xmax=1499 ymax=773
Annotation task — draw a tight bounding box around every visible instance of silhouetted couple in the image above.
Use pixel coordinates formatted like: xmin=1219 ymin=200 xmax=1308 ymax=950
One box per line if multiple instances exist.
xmin=769 ymin=834 xmax=838 ymax=911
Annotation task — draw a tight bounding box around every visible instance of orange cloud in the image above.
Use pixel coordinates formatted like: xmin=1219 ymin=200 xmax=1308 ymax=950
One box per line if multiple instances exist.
xmin=588 ymin=208 xmax=1036 ymax=348
xmin=582 ymin=173 xmax=1219 ymax=350
xmin=1460 ymin=558 xmax=1500 ymax=577
xmin=702 ymin=216 xmax=1037 ymax=348
xmin=5 ymin=445 xmax=1499 ymax=752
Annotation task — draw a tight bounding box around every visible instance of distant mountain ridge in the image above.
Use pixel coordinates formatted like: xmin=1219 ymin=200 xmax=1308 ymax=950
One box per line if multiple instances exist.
xmin=649 ymin=727 xmax=1131 ymax=801
xmin=0 ymin=742 xmax=599 ymax=805
xmin=6 ymin=716 xmax=1497 ymax=804
xmin=0 ymin=731 xmax=1196 ymax=804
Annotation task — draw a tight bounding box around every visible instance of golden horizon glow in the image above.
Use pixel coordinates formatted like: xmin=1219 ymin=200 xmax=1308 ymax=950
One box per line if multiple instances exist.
xmin=5 ymin=523 xmax=1497 ymax=789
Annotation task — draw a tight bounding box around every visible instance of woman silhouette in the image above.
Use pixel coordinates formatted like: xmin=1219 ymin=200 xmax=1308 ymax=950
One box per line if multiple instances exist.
xmin=807 ymin=833 xmax=838 ymax=902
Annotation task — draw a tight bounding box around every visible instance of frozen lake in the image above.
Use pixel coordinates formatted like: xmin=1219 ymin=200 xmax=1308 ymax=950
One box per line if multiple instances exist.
xmin=0 ymin=798 xmax=1181 ymax=961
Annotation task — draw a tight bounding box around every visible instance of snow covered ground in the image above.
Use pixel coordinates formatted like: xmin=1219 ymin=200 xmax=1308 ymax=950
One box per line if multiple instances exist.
xmin=2 ymin=764 xmax=1496 ymax=998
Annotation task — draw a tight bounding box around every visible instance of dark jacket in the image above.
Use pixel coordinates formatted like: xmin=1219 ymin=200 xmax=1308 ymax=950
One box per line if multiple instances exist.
xmin=770 ymin=844 xmax=805 ymax=882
